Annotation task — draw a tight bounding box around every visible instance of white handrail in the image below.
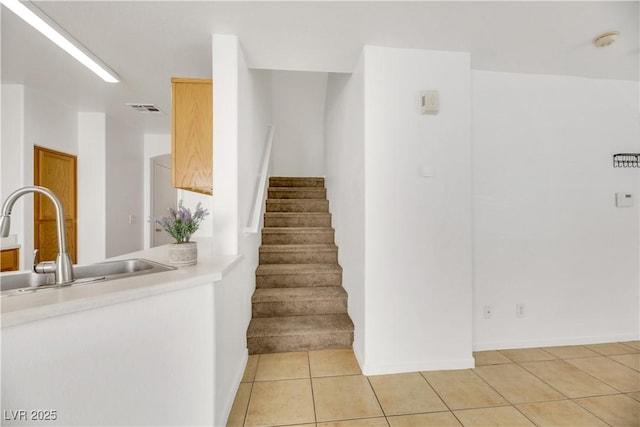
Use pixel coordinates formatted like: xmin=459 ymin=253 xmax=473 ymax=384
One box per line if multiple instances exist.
xmin=244 ymin=125 xmax=275 ymax=234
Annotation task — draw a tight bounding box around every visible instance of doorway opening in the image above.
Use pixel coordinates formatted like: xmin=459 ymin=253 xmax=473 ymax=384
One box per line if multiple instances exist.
xmin=150 ymin=154 xmax=177 ymax=247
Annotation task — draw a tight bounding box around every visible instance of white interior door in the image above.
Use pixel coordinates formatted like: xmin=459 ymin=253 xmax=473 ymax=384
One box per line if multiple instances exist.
xmin=151 ymin=154 xmax=177 ymax=247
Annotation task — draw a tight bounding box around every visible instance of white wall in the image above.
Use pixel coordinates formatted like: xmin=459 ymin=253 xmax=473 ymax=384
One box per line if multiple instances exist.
xmin=238 ymin=65 xmax=272 ymax=240
xmin=143 ymin=44 xmax=273 ymax=255
xmin=362 ymin=46 xmax=473 ymax=374
xmin=1 ymin=86 xmax=79 ymax=269
xmin=324 ymin=64 xmax=366 ymax=365
xmin=2 ymin=284 xmax=216 ymax=426
xmin=24 ymin=88 xmax=78 ymax=157
xmin=105 ymin=118 xmax=145 ymax=258
xmin=209 ymin=34 xmax=274 ymax=424
xmin=78 ymin=113 xmax=106 ymax=264
xmin=1 ymin=84 xmax=146 ymax=265
xmin=472 ymin=71 xmax=640 ymax=349
xmin=212 ymin=34 xmax=240 ymax=255
xmin=1 ymin=85 xmax=26 ymax=264
xmin=271 ymin=71 xmax=327 ymax=177
xmin=1 ymin=85 xmax=25 ymax=201
xmin=213 ymin=263 xmax=254 ymax=426
xmin=24 ymin=88 xmax=79 ymax=267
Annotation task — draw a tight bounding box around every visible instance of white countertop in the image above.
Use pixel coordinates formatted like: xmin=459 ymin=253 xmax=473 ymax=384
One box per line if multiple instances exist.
xmin=1 ymin=239 xmax=242 ymax=328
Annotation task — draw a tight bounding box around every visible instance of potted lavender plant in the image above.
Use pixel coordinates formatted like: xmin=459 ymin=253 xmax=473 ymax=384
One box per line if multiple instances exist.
xmin=150 ymin=201 xmax=209 ymax=266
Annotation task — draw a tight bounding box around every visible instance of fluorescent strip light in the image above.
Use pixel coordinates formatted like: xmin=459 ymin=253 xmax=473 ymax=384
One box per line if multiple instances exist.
xmin=1 ymin=0 xmax=120 ymax=83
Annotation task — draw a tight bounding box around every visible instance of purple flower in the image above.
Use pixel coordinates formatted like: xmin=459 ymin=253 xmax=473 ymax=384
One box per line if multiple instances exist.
xmin=148 ymin=201 xmax=210 ymax=244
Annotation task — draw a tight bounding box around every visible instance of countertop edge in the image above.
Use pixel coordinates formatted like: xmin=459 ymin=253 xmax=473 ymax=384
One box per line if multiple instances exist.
xmin=1 ymin=242 xmax=243 ymax=328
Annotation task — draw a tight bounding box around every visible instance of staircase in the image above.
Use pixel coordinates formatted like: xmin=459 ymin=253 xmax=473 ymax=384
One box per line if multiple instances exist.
xmin=247 ymin=177 xmax=354 ymax=354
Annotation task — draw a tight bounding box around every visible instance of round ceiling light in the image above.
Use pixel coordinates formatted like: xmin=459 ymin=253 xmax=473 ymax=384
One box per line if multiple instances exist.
xmin=593 ymin=31 xmax=619 ymax=48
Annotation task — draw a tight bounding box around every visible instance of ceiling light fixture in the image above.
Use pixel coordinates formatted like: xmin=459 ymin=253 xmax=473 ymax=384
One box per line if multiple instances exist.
xmin=0 ymin=0 xmax=120 ymax=83
xmin=593 ymin=31 xmax=620 ymax=48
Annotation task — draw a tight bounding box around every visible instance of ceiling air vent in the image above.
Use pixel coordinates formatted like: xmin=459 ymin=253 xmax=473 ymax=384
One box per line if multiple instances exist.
xmin=126 ymin=103 xmax=162 ymax=113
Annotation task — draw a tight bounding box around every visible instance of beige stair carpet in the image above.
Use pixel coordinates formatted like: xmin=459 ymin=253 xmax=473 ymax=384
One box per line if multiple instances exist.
xmin=247 ymin=177 xmax=354 ymax=354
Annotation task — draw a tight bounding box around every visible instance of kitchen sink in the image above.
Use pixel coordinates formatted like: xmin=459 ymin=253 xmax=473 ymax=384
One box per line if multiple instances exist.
xmin=1 ymin=258 xmax=175 ymax=296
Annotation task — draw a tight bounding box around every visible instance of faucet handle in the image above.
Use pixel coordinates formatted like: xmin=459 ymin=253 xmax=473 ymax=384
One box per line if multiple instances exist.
xmin=32 ymin=249 xmax=39 ymax=271
xmin=33 ymin=249 xmax=56 ymax=274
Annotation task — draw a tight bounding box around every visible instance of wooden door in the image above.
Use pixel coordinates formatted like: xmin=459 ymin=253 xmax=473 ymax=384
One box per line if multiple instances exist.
xmin=34 ymin=146 xmax=77 ymax=263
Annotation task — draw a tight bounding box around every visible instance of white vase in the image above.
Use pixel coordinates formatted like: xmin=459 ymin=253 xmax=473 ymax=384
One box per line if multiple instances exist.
xmin=168 ymin=241 xmax=197 ymax=267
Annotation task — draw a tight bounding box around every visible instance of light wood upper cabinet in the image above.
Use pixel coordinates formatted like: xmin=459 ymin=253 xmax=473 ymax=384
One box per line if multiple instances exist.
xmin=171 ymin=77 xmax=213 ymax=195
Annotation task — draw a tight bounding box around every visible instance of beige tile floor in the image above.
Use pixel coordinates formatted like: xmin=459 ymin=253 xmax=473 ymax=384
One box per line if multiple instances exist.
xmin=227 ymin=342 xmax=640 ymax=427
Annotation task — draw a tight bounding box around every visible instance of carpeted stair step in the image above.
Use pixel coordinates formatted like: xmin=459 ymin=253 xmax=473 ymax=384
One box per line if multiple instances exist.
xmin=262 ymin=227 xmax=334 ymax=245
xmin=264 ymin=212 xmax=332 ymax=228
xmin=269 ymin=177 xmax=325 ymax=188
xmin=252 ymin=287 xmax=348 ymax=317
xmin=268 ymin=187 xmax=327 ymax=200
xmin=247 ymin=176 xmax=354 ymax=354
xmin=266 ymin=199 xmax=329 ymax=213
xmin=256 ymin=263 xmax=342 ymax=288
xmin=247 ymin=313 xmax=354 ymax=354
xmin=259 ymin=244 xmax=339 ymax=264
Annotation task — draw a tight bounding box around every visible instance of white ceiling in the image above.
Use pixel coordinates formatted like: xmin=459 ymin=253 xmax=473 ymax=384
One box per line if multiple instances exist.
xmin=2 ymin=1 xmax=638 ymax=134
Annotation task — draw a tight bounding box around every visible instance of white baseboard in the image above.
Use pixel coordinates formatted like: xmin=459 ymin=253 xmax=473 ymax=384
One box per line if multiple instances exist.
xmin=215 ymin=348 xmax=249 ymax=427
xmin=352 ymin=343 xmax=365 ymax=372
xmin=473 ymin=332 xmax=640 ymax=352
xmin=354 ymin=341 xmax=475 ymax=375
xmin=360 ymin=357 xmax=475 ymax=376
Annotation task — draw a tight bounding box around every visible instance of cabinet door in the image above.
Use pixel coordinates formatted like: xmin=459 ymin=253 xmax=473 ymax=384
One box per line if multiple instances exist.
xmin=1 ymin=248 xmax=19 ymax=272
xmin=171 ymin=78 xmax=213 ymax=194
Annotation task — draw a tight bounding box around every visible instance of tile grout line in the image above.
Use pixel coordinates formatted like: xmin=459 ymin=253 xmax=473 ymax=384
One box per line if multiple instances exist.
xmin=515 ymin=358 xmax=623 ymax=399
xmin=589 ymin=341 xmax=640 ymax=356
xmin=364 ymin=376 xmax=389 ymax=425
xmin=602 ymin=352 xmax=640 ymax=373
xmin=307 ymin=351 xmax=318 ymax=426
xmin=466 ymin=366 xmax=542 ymax=425
xmin=570 ymin=396 xmax=617 ymax=427
xmin=476 ymin=356 xmax=594 ymax=405
xmin=253 ymin=372 xmax=363 ymax=383
xmin=417 ymin=371 xmax=468 ymax=426
xmin=465 ymin=356 xmax=623 ymax=427
xmin=242 ymin=354 xmax=259 ymax=427
xmin=422 ymin=357 xmax=580 ymax=424
xmin=558 ymin=358 xmax=631 ymax=395
xmin=468 ymin=367 xmax=523 ymax=407
xmin=512 ymin=356 xmax=621 ymax=427
xmin=241 ymin=381 xmax=255 ymax=427
xmin=235 ymin=345 xmax=638 ymax=427
xmin=497 ymin=347 xmax=558 ymax=364
xmin=510 ymin=360 xmax=569 ymax=401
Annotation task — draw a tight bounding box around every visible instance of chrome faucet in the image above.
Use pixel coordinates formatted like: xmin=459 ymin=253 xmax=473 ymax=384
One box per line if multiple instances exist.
xmin=0 ymin=186 xmax=74 ymax=285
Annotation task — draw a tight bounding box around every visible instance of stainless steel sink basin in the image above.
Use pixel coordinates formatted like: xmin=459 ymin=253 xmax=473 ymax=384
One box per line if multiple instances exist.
xmin=1 ymin=258 xmax=175 ymax=296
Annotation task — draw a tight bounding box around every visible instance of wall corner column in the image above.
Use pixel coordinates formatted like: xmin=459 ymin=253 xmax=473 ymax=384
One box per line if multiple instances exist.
xmin=77 ymin=112 xmax=106 ymax=264
xmin=212 ymin=34 xmax=239 ymax=255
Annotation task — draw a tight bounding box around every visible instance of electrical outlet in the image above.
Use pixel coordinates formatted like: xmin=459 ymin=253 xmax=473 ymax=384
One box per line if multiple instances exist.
xmin=516 ymin=303 xmax=525 ymax=318
xmin=484 ymin=305 xmax=493 ymax=319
